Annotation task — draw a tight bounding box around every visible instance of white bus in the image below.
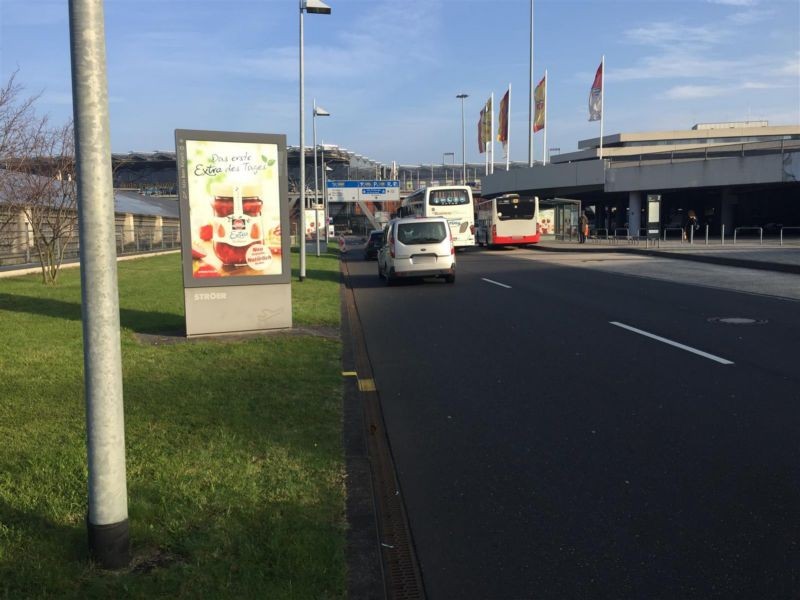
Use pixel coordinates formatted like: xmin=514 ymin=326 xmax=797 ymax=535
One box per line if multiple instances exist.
xmin=475 ymin=193 xmax=540 ymax=247
xmin=398 ymin=186 xmax=475 ymax=248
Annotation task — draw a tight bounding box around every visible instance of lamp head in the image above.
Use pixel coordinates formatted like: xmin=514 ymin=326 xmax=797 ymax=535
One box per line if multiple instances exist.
xmin=314 ymin=106 xmax=331 ymax=117
xmin=456 ymin=93 xmax=469 ymax=99
xmin=302 ymin=0 xmax=331 ymax=14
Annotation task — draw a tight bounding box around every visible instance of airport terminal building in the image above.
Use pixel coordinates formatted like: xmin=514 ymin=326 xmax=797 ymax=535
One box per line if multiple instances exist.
xmin=482 ymin=122 xmax=800 ymax=239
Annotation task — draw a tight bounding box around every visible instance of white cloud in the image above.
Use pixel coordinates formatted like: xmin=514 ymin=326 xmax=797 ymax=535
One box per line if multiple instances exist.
xmin=665 ymin=85 xmax=727 ymax=99
xmin=624 ymin=21 xmax=725 ymax=48
xmin=727 ymin=8 xmax=775 ymax=25
xmin=707 ymin=0 xmax=757 ymax=5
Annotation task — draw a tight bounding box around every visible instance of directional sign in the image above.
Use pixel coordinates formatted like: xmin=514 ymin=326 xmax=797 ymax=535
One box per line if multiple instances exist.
xmin=327 ymin=180 xmax=400 ymax=202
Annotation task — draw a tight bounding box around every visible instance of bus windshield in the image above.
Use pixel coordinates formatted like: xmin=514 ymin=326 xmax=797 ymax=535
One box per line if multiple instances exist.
xmin=497 ymin=197 xmax=535 ymax=220
xmin=429 ymin=189 xmax=470 ymax=206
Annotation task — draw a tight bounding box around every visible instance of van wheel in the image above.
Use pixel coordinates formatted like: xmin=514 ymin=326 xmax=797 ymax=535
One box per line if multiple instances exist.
xmin=445 ymin=273 xmax=455 ymax=284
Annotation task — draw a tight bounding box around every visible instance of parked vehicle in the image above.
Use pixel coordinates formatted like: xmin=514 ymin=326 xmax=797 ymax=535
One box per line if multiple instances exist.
xmin=363 ymin=230 xmax=383 ymax=260
xmin=377 ymin=217 xmax=455 ymax=285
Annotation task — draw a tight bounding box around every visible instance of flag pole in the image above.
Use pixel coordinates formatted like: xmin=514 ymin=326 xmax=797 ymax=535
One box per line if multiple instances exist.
xmin=506 ymin=83 xmax=511 ymax=171
xmin=599 ymin=54 xmax=605 ymax=160
xmin=528 ymin=0 xmax=534 ymax=167
xmin=542 ymin=69 xmax=548 ymax=166
xmin=490 ymin=92 xmax=495 ymax=175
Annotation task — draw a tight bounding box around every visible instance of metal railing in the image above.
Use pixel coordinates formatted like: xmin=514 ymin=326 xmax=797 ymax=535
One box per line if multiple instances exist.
xmin=780 ymin=227 xmax=800 ymax=246
xmin=1 ymin=224 xmax=181 ymax=268
xmin=559 ymin=223 xmax=800 ymax=248
xmin=733 ymin=227 xmax=763 ymax=245
xmin=609 ymin=139 xmax=800 ymax=168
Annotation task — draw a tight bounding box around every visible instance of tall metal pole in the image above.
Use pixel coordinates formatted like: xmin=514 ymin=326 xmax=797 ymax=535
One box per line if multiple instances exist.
xmin=298 ymin=1 xmax=307 ymax=280
xmin=322 ymin=153 xmax=328 ymax=242
xmin=313 ymin=100 xmax=319 ymax=257
xmin=457 ymin=94 xmax=468 ymax=184
xmin=68 ymin=0 xmax=129 ymax=569
xmin=528 ymin=0 xmax=534 ymax=167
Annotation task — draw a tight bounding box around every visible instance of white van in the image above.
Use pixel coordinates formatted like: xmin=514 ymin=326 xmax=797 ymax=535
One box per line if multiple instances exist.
xmin=377 ymin=216 xmax=456 ymax=285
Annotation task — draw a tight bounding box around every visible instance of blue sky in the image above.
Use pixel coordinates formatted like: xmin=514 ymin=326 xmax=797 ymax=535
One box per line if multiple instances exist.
xmin=1 ymin=0 xmax=798 ymax=166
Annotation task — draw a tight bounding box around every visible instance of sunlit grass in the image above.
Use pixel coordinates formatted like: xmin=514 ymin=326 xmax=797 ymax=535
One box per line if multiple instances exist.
xmin=0 ymin=247 xmax=345 ymax=598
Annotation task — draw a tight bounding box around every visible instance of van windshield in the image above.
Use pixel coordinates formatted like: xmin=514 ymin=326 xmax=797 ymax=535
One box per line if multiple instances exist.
xmin=397 ymin=222 xmax=447 ymax=244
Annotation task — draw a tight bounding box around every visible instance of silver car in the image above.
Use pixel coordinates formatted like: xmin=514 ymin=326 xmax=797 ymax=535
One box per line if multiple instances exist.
xmin=377 ymin=216 xmax=455 ymax=285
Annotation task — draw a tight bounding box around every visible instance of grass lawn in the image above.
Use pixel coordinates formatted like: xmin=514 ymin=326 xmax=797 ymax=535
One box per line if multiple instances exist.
xmin=0 ymin=247 xmax=345 ymax=598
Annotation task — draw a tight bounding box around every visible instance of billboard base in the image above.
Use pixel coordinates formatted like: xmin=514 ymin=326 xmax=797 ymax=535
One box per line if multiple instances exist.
xmin=184 ymin=283 xmax=292 ymax=338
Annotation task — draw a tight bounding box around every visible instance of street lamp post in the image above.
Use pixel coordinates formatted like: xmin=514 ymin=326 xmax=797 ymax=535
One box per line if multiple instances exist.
xmin=456 ymin=94 xmax=468 ymax=184
xmin=299 ymin=0 xmax=331 ymax=281
xmin=312 ymin=101 xmax=330 ymax=257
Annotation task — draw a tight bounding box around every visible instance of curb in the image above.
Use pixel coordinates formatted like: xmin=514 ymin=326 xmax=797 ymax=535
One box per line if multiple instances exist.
xmin=340 ymin=256 xmax=427 ymax=600
xmin=527 ymin=244 xmax=800 ymax=275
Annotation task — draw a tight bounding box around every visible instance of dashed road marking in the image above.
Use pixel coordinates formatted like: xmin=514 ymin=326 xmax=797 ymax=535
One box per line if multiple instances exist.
xmin=610 ymin=321 xmax=734 ymax=365
xmin=482 ymin=277 xmax=512 ymax=289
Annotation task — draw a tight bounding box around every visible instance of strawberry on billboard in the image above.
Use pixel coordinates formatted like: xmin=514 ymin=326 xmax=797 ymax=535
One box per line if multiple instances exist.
xmin=176 ymin=130 xmax=291 ymax=337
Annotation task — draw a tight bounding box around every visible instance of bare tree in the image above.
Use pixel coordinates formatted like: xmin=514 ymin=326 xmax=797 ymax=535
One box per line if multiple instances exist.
xmin=0 ymin=71 xmax=40 ymax=234
xmin=0 ymin=73 xmax=77 ymax=285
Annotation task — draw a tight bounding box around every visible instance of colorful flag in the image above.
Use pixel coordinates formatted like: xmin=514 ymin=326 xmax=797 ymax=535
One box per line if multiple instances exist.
xmin=533 ymin=75 xmax=546 ymax=133
xmin=478 ymin=107 xmax=486 ymax=153
xmin=497 ymin=89 xmax=509 ymax=147
xmin=479 ymin=96 xmax=493 ymax=153
xmin=588 ymin=61 xmax=603 ymax=122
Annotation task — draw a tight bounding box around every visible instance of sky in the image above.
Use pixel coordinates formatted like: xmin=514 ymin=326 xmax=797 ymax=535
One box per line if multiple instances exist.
xmin=1 ymin=0 xmax=798 ymax=167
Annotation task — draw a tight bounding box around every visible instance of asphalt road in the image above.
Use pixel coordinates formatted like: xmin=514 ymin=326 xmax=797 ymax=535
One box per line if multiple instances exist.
xmin=344 ymin=246 xmax=800 ymax=599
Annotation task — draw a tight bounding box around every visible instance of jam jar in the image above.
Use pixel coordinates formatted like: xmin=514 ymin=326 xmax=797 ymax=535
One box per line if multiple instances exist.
xmin=210 ymin=182 xmax=264 ymax=265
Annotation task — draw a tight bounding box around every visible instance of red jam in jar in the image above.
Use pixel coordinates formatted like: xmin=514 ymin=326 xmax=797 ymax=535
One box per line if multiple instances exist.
xmin=210 ymin=183 xmax=264 ymax=265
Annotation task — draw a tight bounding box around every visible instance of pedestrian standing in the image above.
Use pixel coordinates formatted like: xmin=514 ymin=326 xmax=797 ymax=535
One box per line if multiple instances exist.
xmin=684 ymin=210 xmax=698 ymax=242
xmin=578 ymin=211 xmax=589 ymax=244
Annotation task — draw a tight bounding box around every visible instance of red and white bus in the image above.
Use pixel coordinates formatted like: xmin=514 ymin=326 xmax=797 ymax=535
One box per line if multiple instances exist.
xmin=475 ymin=194 xmax=540 ymax=247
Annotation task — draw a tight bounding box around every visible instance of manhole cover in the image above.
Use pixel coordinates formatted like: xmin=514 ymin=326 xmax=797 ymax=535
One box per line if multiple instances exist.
xmin=707 ymin=317 xmax=767 ymax=325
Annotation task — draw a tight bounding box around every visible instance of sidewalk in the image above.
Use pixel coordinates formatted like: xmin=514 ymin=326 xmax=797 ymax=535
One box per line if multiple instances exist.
xmin=529 ymin=238 xmax=800 ymax=275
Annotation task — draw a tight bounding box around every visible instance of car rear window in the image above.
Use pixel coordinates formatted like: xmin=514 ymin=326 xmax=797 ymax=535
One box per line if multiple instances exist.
xmin=396 ymin=222 xmax=447 ymax=244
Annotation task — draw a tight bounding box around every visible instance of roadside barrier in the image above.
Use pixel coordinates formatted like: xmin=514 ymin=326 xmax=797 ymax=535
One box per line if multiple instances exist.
xmin=734 ymin=226 xmax=763 ymax=245
xmin=780 ymin=227 xmax=800 ymax=246
xmin=0 ymin=224 xmax=181 ymax=268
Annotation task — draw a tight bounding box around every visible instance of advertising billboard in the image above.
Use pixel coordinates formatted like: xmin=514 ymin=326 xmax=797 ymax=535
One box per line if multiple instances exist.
xmin=176 ymin=130 xmax=292 ymax=336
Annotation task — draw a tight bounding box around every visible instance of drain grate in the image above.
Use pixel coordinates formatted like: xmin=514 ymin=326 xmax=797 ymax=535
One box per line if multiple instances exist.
xmin=344 ymin=260 xmax=426 ymax=599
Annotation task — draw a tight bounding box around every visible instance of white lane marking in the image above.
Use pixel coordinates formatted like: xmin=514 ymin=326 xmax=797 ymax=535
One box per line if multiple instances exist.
xmin=481 ymin=277 xmax=512 ymax=289
xmin=610 ymin=321 xmax=734 ymax=365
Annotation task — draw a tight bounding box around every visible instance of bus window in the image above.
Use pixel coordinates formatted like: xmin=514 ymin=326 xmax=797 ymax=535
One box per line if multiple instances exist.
xmin=429 ymin=189 xmax=470 ymax=206
xmin=497 ymin=196 xmax=536 ymax=220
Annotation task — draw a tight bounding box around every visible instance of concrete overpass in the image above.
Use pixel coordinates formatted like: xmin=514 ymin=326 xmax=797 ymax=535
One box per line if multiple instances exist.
xmin=481 ymin=124 xmax=800 ymax=237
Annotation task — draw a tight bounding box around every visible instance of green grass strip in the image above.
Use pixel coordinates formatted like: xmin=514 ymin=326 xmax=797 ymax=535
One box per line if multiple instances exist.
xmin=0 ymin=248 xmax=345 ymax=598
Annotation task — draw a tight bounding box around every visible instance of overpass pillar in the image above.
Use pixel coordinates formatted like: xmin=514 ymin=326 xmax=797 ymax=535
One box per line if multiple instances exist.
xmin=628 ymin=192 xmax=642 ymax=237
xmin=721 ymin=188 xmax=737 ymax=233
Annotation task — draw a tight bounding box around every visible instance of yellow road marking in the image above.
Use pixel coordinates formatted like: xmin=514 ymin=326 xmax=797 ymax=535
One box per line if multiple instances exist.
xmin=358 ymin=378 xmax=376 ymax=392
xmin=342 ymin=371 xmax=358 ymax=377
